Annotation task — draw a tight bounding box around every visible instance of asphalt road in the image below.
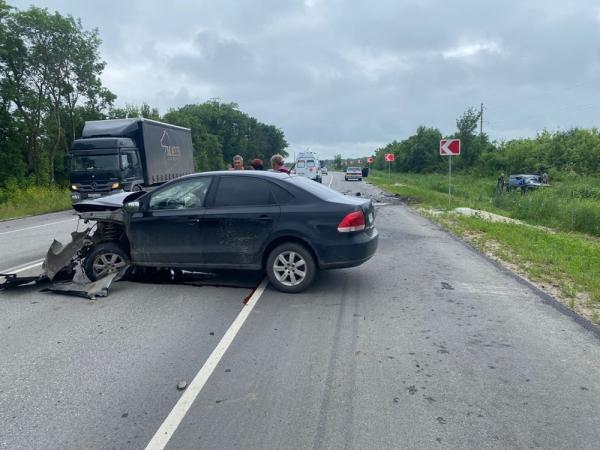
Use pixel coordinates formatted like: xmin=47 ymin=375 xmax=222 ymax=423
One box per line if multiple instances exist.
xmin=1 ymin=172 xmax=599 ymax=450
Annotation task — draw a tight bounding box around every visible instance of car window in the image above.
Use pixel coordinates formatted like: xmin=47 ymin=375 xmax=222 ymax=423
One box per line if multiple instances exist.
xmin=296 ymin=160 xmax=306 ymax=168
xmin=288 ymin=176 xmax=347 ymax=201
xmin=213 ymin=176 xmax=274 ymax=207
xmin=270 ymin=182 xmax=295 ymax=204
xmin=307 ymin=160 xmax=315 ymax=167
xmin=149 ymin=177 xmax=212 ymax=211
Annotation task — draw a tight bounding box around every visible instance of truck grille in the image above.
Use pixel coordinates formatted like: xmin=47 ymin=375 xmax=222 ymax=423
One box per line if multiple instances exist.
xmin=77 ymin=181 xmax=113 ymax=192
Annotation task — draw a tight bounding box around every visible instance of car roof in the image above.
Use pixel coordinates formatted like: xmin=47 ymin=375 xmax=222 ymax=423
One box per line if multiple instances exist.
xmin=179 ymin=170 xmax=292 ymax=181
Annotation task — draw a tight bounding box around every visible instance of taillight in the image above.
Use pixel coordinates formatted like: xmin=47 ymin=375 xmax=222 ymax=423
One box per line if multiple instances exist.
xmin=337 ymin=210 xmax=366 ymax=232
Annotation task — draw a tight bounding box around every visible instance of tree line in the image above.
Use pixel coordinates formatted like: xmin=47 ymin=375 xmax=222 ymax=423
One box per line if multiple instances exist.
xmin=370 ymin=107 xmax=600 ymax=177
xmin=0 ymin=1 xmax=287 ymax=188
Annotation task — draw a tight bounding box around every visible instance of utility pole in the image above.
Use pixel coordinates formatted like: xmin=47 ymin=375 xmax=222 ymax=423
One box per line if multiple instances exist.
xmin=480 ymin=102 xmax=484 ymax=144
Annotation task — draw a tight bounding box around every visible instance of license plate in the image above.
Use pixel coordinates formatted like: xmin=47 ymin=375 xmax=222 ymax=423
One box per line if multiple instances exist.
xmin=88 ymin=193 xmax=102 ymax=199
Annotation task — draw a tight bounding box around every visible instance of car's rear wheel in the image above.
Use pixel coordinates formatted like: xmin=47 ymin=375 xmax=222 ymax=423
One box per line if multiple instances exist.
xmin=266 ymin=243 xmax=316 ymax=293
xmin=84 ymin=242 xmax=130 ymax=281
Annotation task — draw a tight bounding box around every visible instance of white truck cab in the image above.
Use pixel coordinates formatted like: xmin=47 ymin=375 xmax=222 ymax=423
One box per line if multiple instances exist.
xmin=294 ymin=151 xmax=322 ymax=183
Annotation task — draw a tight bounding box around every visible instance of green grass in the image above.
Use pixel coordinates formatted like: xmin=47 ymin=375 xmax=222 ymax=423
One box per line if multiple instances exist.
xmin=370 ymin=171 xmax=600 ymax=236
xmin=368 ymin=171 xmax=600 ymax=324
xmin=0 ymin=185 xmax=71 ymax=220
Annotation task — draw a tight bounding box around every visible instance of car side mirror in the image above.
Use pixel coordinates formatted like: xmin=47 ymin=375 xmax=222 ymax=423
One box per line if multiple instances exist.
xmin=124 ymin=201 xmax=141 ymax=213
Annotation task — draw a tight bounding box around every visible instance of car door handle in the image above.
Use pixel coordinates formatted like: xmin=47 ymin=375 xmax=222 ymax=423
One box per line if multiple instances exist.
xmin=257 ymin=215 xmax=273 ymax=223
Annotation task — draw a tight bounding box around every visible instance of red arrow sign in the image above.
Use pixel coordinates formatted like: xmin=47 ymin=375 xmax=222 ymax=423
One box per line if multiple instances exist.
xmin=384 ymin=153 xmax=395 ymax=162
xmin=440 ymin=139 xmax=461 ymax=155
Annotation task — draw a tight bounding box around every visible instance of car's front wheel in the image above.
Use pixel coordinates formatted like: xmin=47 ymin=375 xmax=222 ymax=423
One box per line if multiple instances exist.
xmin=84 ymin=242 xmax=130 ymax=281
xmin=266 ymin=243 xmax=316 ymax=293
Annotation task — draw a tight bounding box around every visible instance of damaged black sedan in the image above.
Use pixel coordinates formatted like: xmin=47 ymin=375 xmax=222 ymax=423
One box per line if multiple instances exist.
xmin=74 ymin=171 xmax=378 ymax=293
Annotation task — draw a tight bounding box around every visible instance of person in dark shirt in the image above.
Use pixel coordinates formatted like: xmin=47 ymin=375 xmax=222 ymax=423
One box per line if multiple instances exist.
xmin=250 ymin=158 xmax=264 ymax=170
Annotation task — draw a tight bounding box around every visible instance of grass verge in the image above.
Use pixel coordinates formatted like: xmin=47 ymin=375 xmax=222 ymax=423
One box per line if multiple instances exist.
xmin=0 ymin=185 xmax=72 ymax=221
xmin=368 ymin=171 xmax=600 ymax=325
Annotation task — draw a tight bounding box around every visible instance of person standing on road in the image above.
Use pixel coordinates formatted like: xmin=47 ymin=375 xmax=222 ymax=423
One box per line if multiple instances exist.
xmin=542 ymin=171 xmax=549 ymax=184
xmin=271 ymin=154 xmax=289 ymax=173
xmin=231 ymin=155 xmax=244 ymax=170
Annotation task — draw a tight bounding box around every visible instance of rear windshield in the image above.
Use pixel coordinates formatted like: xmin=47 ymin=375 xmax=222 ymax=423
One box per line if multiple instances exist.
xmin=287 ymin=176 xmax=347 ymax=201
xmin=296 ymin=160 xmax=306 ymax=168
xmin=307 ymin=160 xmax=315 ymax=167
xmin=348 ymin=167 xmax=361 ymax=171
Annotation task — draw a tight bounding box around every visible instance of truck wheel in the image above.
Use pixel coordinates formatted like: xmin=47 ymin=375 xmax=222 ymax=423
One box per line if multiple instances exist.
xmin=266 ymin=243 xmax=316 ymax=293
xmin=84 ymin=242 xmax=130 ymax=281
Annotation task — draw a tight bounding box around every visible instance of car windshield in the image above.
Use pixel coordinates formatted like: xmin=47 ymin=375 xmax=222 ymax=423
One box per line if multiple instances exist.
xmin=72 ymin=154 xmax=119 ymax=171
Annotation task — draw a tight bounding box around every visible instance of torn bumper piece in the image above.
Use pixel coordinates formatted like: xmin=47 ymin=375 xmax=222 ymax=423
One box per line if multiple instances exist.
xmin=1 ymin=229 xmax=89 ymax=292
xmin=0 ymin=273 xmax=48 ymax=290
xmin=42 ymin=230 xmax=89 ymax=280
xmin=42 ymin=268 xmax=126 ymax=300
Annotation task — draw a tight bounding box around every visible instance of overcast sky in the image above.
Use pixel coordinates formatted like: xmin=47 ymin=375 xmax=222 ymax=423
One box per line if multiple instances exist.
xmin=11 ymin=0 xmax=600 ymax=158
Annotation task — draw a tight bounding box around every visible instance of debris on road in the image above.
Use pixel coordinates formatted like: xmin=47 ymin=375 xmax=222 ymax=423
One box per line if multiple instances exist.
xmin=43 ymin=230 xmax=89 ymax=279
xmin=42 ymin=268 xmax=125 ymax=300
xmin=0 ymin=273 xmax=48 ymax=290
xmin=177 ymin=381 xmax=187 ymax=391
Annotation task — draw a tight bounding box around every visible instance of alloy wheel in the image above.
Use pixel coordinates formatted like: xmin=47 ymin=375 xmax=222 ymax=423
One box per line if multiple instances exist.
xmin=272 ymin=251 xmax=307 ymax=287
xmin=92 ymin=253 xmax=127 ymax=278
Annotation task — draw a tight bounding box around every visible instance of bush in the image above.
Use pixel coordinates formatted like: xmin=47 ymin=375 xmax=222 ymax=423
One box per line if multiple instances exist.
xmin=0 ymin=185 xmax=71 ymax=220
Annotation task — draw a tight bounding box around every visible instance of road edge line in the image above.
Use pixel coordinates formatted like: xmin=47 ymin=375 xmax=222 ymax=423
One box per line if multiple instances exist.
xmin=0 ymin=218 xmax=76 ymax=236
xmin=1 ymin=260 xmax=44 ymax=275
xmin=144 ymin=278 xmax=269 ymax=450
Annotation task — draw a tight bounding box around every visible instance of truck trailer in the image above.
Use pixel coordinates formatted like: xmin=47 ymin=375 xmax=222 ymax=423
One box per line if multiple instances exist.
xmin=69 ymin=118 xmax=194 ymax=203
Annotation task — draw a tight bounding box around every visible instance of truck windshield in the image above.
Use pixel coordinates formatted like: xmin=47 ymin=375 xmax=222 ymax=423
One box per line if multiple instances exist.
xmin=72 ymin=154 xmax=119 ymax=171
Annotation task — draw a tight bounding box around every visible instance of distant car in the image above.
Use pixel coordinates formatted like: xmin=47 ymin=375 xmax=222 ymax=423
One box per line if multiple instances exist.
xmin=73 ymin=171 xmax=378 ymax=293
xmin=507 ymin=174 xmax=543 ymax=191
xmin=345 ymin=167 xmax=362 ymax=181
xmin=321 ymin=167 xmax=328 ymax=175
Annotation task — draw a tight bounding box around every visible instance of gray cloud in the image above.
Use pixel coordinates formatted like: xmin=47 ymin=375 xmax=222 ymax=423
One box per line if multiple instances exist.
xmin=10 ymin=0 xmax=600 ymax=158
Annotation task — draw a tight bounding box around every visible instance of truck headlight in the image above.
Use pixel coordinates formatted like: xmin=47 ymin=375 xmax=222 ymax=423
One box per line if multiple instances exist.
xmin=111 ymin=182 xmax=120 ymax=189
xmin=71 ymin=184 xmax=78 ymax=191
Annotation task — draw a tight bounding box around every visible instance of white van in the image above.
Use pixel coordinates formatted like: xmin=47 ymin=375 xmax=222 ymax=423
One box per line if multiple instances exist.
xmin=294 ymin=152 xmax=322 ymax=183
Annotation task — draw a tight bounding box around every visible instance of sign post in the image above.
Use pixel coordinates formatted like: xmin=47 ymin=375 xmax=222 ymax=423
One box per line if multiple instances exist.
xmin=384 ymin=153 xmax=395 ymax=182
xmin=439 ymin=139 xmax=461 ymax=208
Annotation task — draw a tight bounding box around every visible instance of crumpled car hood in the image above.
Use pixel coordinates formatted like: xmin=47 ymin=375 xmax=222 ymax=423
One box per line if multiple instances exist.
xmin=72 ymin=191 xmax=145 ymax=212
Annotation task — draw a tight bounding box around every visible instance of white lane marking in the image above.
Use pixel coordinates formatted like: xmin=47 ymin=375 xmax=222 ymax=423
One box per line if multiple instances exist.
xmin=0 ymin=218 xmax=76 ymax=236
xmin=1 ymin=259 xmax=44 ymax=274
xmin=145 ymin=278 xmax=270 ymax=450
xmin=328 ymin=174 xmax=334 ymax=188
